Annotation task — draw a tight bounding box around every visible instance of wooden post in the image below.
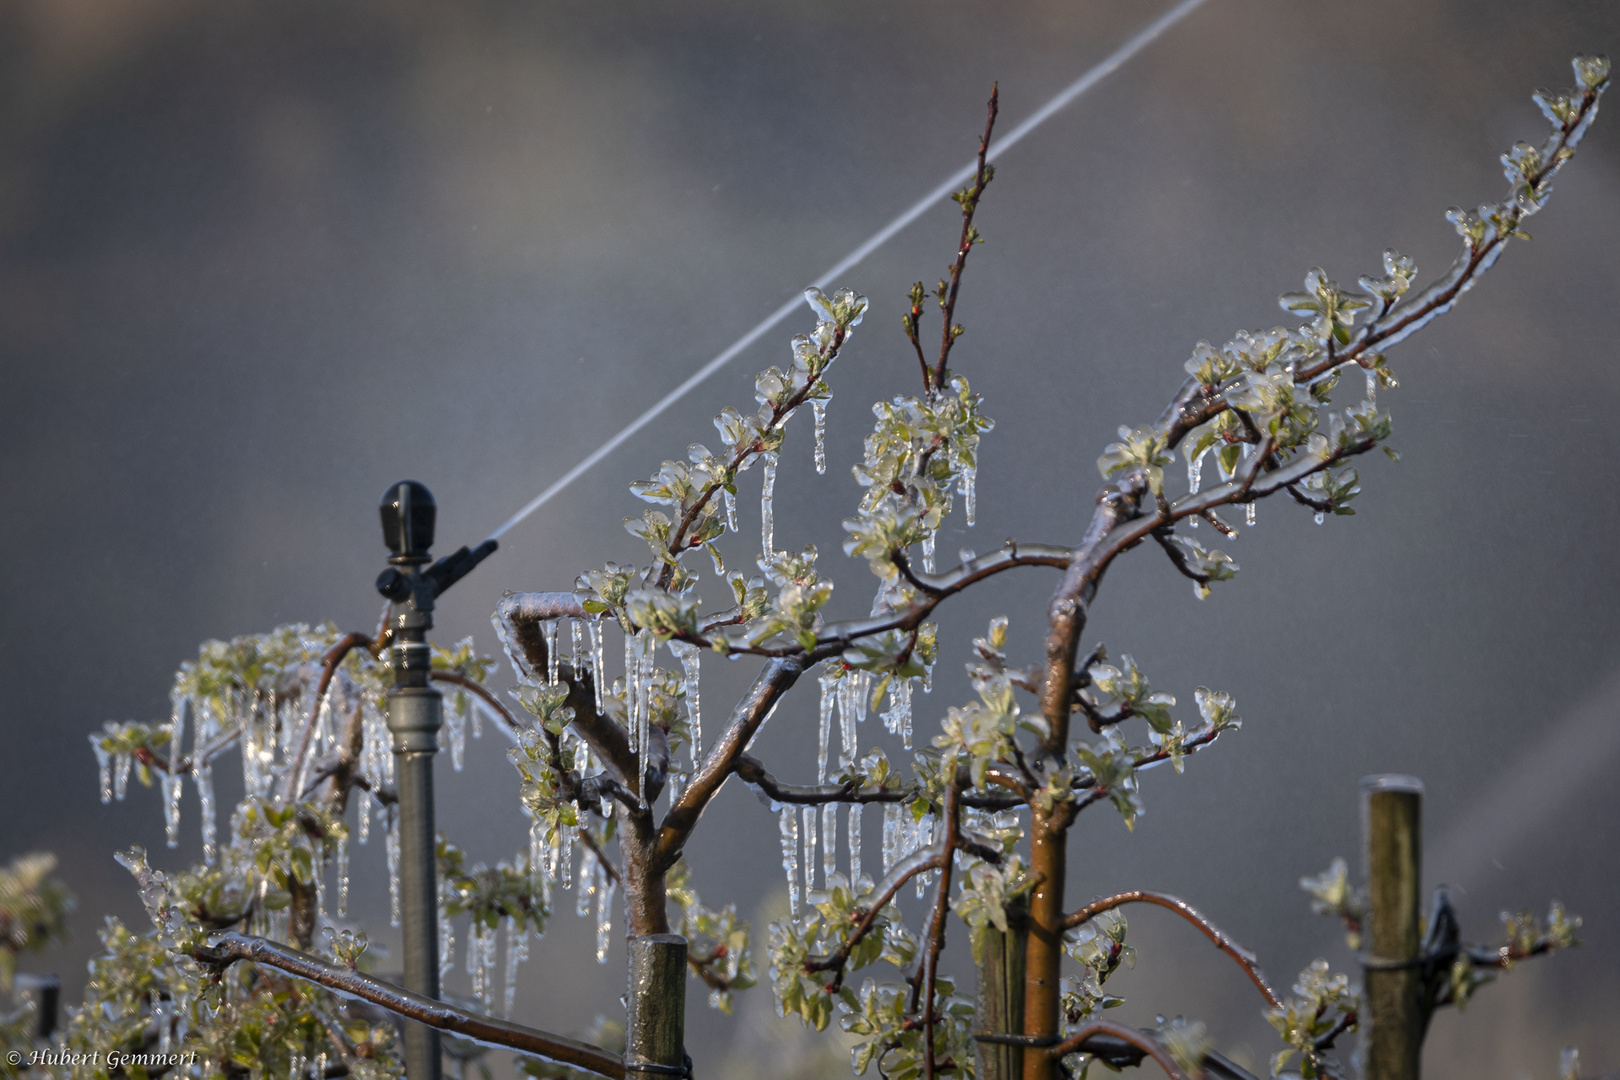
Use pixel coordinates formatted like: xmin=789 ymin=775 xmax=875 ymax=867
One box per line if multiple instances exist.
xmin=625 ymin=934 xmax=687 ymax=1078
xmin=1362 ymin=775 xmax=1423 ymax=1080
xmin=975 ymin=905 xmax=1028 ymax=1080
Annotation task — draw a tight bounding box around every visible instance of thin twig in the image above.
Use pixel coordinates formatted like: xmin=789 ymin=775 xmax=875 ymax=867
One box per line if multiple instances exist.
xmin=1061 ymin=890 xmax=1280 ymax=1009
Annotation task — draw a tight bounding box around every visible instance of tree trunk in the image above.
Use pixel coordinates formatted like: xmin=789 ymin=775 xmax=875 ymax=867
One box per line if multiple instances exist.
xmin=288 ymin=875 xmax=319 ymax=950
xmin=1021 ymin=816 xmax=1067 ymax=1080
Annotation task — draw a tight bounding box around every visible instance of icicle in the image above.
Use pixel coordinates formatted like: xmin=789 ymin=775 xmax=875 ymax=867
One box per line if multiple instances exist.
xmin=669 ymin=639 xmax=702 ymax=768
xmin=569 ymin=618 xmax=584 ymax=675
xmin=446 ymin=692 xmax=467 ymax=772
xmin=595 ymin=864 xmax=615 ymax=963
xmin=1366 ymin=366 xmax=1378 ymax=404
xmin=812 ymin=398 xmax=828 ymax=474
xmin=590 ymin=618 xmax=607 ymax=714
xmin=439 ymin=905 xmax=455 ymax=984
xmin=802 ymin=805 xmax=818 ymax=896
xmin=960 ymin=465 xmax=978 ymax=526
xmin=760 ymin=451 xmax=779 ymax=558
xmin=822 ymin=804 xmax=837 ymax=886
xmin=882 ymin=678 xmax=913 ymax=748
xmin=915 ymin=813 xmax=936 ymax=897
xmin=816 ymin=672 xmax=835 ymax=785
xmin=94 ymin=739 xmax=112 ymax=804
xmin=356 ymin=789 xmax=372 ymax=845
xmin=114 ymin=752 xmax=132 ymax=801
xmin=386 ymin=811 xmax=401 ymax=928
xmin=921 ymin=532 xmax=935 ymax=574
xmin=1188 ymin=446 xmax=1206 ymax=495
xmin=636 ymin=630 xmax=654 ymax=805
xmin=290 ymin=1053 xmax=305 ymax=1080
xmin=195 ymin=760 xmax=217 ymax=865
xmin=529 ymin=815 xmax=545 ymax=893
xmin=848 ymin=805 xmax=863 ymax=886
xmin=881 ymin=804 xmax=898 ymax=873
xmin=723 ymin=488 xmax=738 ymax=533
xmin=165 ymin=695 xmax=187 ymax=847
xmin=577 ymin=847 xmax=596 ymax=918
xmin=624 ymin=630 xmax=639 ymax=755
xmin=315 ymin=1054 xmax=327 ymax=1080
xmin=335 ymin=832 xmax=348 ymax=916
xmin=544 ymin=620 xmax=561 ymax=687
xmin=476 ymin=923 xmax=497 ymax=1011
xmin=779 ymin=806 xmax=801 ymax=918
xmin=1245 ymin=502 xmax=1257 ymax=527
xmin=503 ymin=918 xmax=529 ymax=1018
xmin=838 ymin=677 xmax=856 ymax=770
xmin=467 ymin=923 xmax=487 ymax=1009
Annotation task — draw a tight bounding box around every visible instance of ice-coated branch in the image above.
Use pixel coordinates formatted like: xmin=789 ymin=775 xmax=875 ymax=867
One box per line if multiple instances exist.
xmin=430 ymin=671 xmax=523 ymax=740
xmin=931 ymin=85 xmax=999 ymax=394
xmin=1045 ymin=1020 xmax=1190 ymax=1079
xmin=1061 ymin=890 xmax=1280 ymax=1009
xmin=654 ymin=656 xmax=804 ymax=869
xmin=193 ymin=931 xmax=625 ymax=1078
xmin=495 ymin=592 xmax=640 ymax=793
xmin=802 ymin=845 xmax=949 ymax=979
xmin=281 ymin=632 xmax=375 ymax=806
xmin=654 ymin=324 xmax=852 ymax=591
xmin=917 ymin=771 xmax=961 ymax=1080
xmin=732 ymin=753 xmax=1025 ymax=811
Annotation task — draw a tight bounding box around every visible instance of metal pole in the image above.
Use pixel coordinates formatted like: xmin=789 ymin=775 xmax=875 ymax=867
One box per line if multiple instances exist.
xmin=374 ymin=481 xmax=498 ymax=1080
xmin=380 ymin=481 xmax=443 ymax=1080
xmin=625 ymin=935 xmax=687 ymax=1078
xmin=1362 ymin=774 xmax=1423 ymax=1080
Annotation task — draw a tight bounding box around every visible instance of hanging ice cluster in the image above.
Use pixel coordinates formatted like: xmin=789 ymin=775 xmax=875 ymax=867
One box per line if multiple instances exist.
xmin=843 ymin=372 xmax=993 ymax=598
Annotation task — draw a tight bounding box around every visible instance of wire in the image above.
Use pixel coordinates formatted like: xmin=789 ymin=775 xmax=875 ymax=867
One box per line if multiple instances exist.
xmin=486 ymin=0 xmax=1212 ymax=544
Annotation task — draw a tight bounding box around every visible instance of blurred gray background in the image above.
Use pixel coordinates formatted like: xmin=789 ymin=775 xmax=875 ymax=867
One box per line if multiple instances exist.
xmin=2 ymin=1 xmax=1618 ymax=1077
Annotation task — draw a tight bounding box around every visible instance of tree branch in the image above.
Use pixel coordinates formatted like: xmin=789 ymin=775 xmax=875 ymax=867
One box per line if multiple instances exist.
xmin=1045 ymin=1020 xmax=1188 ymax=1079
xmin=1061 ymin=890 xmax=1280 ymax=1010
xmin=193 ymin=932 xmax=624 ymax=1079
xmin=282 ymin=633 xmax=373 ymax=806
xmin=933 ymin=86 xmax=999 ymax=393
